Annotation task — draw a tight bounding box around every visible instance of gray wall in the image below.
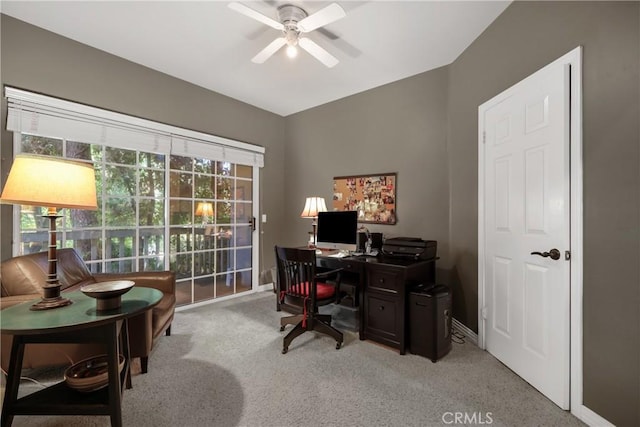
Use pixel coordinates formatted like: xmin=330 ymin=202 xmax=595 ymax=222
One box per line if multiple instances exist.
xmin=284 ymin=2 xmax=639 ymax=426
xmin=0 ymin=15 xmax=286 ymax=276
xmin=447 ymin=2 xmax=639 ymax=425
xmin=283 ymin=67 xmax=451 ymax=271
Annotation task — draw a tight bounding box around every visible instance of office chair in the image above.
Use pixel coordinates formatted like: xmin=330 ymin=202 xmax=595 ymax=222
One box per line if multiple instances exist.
xmin=275 ymin=246 xmax=344 ymax=354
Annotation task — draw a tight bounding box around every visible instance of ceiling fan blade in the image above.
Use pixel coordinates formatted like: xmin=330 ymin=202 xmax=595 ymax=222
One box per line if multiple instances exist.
xmin=252 ymin=37 xmax=286 ymax=64
xmin=317 ymin=27 xmax=340 ymax=41
xmin=228 ymin=2 xmax=284 ymax=31
xmin=298 ymin=3 xmax=346 ymax=33
xmin=298 ymin=37 xmax=339 ymax=68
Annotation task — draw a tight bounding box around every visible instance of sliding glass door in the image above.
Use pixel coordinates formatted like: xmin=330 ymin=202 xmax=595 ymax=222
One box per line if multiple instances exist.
xmin=7 ymin=87 xmax=264 ymax=309
xmin=14 ymin=133 xmax=257 ymax=308
xmin=169 ymin=155 xmax=254 ymax=305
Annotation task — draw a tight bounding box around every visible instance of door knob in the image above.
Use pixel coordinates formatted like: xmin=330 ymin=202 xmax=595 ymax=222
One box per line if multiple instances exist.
xmin=530 ymin=248 xmax=561 ymax=260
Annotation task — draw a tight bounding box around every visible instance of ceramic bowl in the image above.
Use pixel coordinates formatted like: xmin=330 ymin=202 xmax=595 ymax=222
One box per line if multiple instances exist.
xmin=80 ymin=280 xmax=135 ymax=311
xmin=64 ymin=354 xmax=125 ymax=392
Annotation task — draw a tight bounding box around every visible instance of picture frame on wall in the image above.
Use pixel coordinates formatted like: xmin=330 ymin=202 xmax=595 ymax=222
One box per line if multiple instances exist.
xmin=332 ymin=173 xmax=397 ymax=224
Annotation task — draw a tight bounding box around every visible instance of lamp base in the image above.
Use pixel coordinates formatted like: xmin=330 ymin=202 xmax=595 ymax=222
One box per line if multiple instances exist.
xmin=30 ymin=212 xmax=72 ymax=310
xmin=30 ymin=295 xmax=73 ymax=311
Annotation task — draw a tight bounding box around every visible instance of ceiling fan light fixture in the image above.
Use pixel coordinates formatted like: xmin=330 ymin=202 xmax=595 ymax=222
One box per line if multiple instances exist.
xmin=284 ymin=27 xmax=299 ymax=59
xmin=286 ymin=44 xmax=298 ymax=58
xmin=230 ymin=2 xmax=346 ymax=67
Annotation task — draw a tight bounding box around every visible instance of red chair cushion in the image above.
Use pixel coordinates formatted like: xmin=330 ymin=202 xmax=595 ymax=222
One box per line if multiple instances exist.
xmin=290 ymin=282 xmax=335 ymax=299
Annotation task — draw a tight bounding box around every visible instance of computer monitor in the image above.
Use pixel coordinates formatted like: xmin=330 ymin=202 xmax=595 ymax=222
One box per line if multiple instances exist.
xmin=316 ymin=210 xmax=358 ymax=252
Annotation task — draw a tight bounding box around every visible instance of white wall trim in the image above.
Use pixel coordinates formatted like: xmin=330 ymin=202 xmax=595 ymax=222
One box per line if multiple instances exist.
xmin=175 ymin=287 xmax=271 ymax=312
xmin=477 ymin=46 xmax=583 ymax=416
xmin=577 ymin=405 xmax=616 ymax=427
xmin=567 ymin=46 xmax=585 ymax=423
xmin=452 ymin=318 xmax=478 ymax=345
xmin=257 ymin=283 xmax=274 ymax=292
xmin=252 ymin=167 xmax=261 ymax=292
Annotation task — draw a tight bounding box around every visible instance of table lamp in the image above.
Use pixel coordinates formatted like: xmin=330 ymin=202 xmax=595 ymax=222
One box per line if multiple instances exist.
xmin=300 ymin=196 xmax=327 ymax=247
xmin=195 ymin=201 xmax=214 ymax=223
xmin=0 ymin=154 xmax=98 ymax=310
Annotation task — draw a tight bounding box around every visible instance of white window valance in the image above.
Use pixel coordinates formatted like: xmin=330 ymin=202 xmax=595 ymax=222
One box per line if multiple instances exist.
xmin=5 ymin=87 xmax=264 ymax=167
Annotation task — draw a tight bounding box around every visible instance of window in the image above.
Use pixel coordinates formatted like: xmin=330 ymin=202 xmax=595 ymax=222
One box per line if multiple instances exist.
xmin=7 ymin=87 xmax=264 ymax=307
xmin=18 ymin=135 xmax=167 ymax=274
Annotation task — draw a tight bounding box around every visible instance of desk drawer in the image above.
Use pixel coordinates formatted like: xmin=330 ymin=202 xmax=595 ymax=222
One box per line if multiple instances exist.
xmin=363 ymin=291 xmax=402 ymax=348
xmin=367 ymin=266 xmax=402 ymax=293
xmin=365 ymin=293 xmax=399 ymax=338
xmin=317 ymin=256 xmax=342 ymax=270
xmin=316 ymin=257 xmax=363 ymax=274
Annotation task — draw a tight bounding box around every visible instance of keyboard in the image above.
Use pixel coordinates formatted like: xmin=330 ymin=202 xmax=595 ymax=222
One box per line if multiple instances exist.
xmin=328 ymin=252 xmax=348 ymax=258
xmin=351 ymin=250 xmax=379 ymax=257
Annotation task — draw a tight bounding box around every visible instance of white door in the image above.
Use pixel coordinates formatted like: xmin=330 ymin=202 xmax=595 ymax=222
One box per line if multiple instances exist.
xmin=479 ymin=59 xmax=571 ymax=409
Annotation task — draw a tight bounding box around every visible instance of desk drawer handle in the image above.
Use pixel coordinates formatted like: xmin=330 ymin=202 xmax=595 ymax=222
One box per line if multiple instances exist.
xmin=378 ymin=278 xmax=385 ymax=284
xmin=379 ymin=305 xmax=385 ymax=311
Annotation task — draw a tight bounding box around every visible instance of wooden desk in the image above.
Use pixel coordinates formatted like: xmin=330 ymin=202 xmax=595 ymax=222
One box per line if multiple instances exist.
xmin=316 ymin=253 xmax=436 ymax=354
xmin=0 ymin=287 xmax=162 ymax=427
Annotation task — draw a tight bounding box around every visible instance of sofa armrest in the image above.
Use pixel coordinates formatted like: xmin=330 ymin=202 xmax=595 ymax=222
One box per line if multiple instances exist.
xmin=93 ymin=271 xmax=176 ymax=295
xmin=0 ymin=294 xmax=41 ymax=310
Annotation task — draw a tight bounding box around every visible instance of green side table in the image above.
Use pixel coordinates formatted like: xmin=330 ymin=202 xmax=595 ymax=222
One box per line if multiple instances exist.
xmin=1 ymin=286 xmax=162 ymax=427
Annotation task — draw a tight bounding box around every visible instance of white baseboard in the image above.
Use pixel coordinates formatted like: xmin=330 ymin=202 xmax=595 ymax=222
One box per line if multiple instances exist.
xmin=452 ymin=318 xmax=478 ymax=345
xmin=575 ymin=405 xmax=615 ymax=427
xmin=257 ymin=283 xmax=274 ymax=292
xmin=176 ymin=286 xmax=273 ymax=312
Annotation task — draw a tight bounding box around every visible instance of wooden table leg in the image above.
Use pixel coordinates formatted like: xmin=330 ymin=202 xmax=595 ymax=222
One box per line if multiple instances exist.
xmin=120 ymin=320 xmax=132 ymax=390
xmin=107 ymin=321 xmax=123 ymax=427
xmin=1 ymin=336 xmax=25 ymax=427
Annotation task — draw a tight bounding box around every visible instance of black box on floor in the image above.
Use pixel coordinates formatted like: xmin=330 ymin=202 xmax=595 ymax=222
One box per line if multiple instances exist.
xmin=408 ymin=284 xmax=452 ymax=362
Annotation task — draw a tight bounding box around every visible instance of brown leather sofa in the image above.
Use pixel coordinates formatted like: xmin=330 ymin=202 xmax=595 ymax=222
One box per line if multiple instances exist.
xmin=1 ymin=248 xmax=176 ymax=374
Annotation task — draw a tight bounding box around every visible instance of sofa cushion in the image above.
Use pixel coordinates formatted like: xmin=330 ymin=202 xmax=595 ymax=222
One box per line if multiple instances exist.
xmin=0 ymin=248 xmax=96 ymax=297
xmin=0 ymin=253 xmax=48 ymax=296
xmin=55 ymin=249 xmax=97 ymax=291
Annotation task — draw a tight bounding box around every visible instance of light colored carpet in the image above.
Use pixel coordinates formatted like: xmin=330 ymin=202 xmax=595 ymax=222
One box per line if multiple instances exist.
xmin=3 ymin=291 xmax=584 ymax=426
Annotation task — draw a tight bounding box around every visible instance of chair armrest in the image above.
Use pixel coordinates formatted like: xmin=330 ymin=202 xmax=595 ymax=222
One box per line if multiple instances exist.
xmin=316 ymin=268 xmax=343 ymax=280
xmin=0 ymin=294 xmax=41 ymax=310
xmin=94 ymin=271 xmax=176 ymax=295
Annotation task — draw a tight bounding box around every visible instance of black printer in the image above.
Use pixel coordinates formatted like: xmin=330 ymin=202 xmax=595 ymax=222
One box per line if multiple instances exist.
xmin=382 ymin=237 xmax=437 ymax=260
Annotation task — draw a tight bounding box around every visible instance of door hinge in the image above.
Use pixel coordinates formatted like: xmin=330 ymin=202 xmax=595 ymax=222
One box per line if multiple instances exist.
xmin=481 ymin=306 xmax=488 ymax=320
xmin=251 ymin=216 xmax=256 ymax=231
xmin=482 ymin=131 xmax=486 ymax=144
xmin=565 ymin=250 xmax=571 ymax=261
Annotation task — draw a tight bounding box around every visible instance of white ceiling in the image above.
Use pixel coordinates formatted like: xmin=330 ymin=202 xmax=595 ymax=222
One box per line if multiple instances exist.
xmin=1 ymin=1 xmax=511 ymax=116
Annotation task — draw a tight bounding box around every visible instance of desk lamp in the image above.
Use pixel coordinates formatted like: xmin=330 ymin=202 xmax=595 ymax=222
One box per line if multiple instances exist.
xmin=0 ymin=154 xmax=98 ymax=310
xmin=300 ymin=196 xmax=327 ymax=247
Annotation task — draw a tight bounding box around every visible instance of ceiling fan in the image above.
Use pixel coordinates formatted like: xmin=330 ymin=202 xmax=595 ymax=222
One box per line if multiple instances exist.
xmin=228 ymin=2 xmax=346 ymax=68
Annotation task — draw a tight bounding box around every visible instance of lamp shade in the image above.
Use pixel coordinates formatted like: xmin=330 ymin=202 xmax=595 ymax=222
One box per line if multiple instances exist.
xmin=195 ymin=202 xmax=214 ymax=217
xmin=300 ymin=197 xmax=327 ymax=218
xmin=0 ymin=154 xmax=97 ymax=210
